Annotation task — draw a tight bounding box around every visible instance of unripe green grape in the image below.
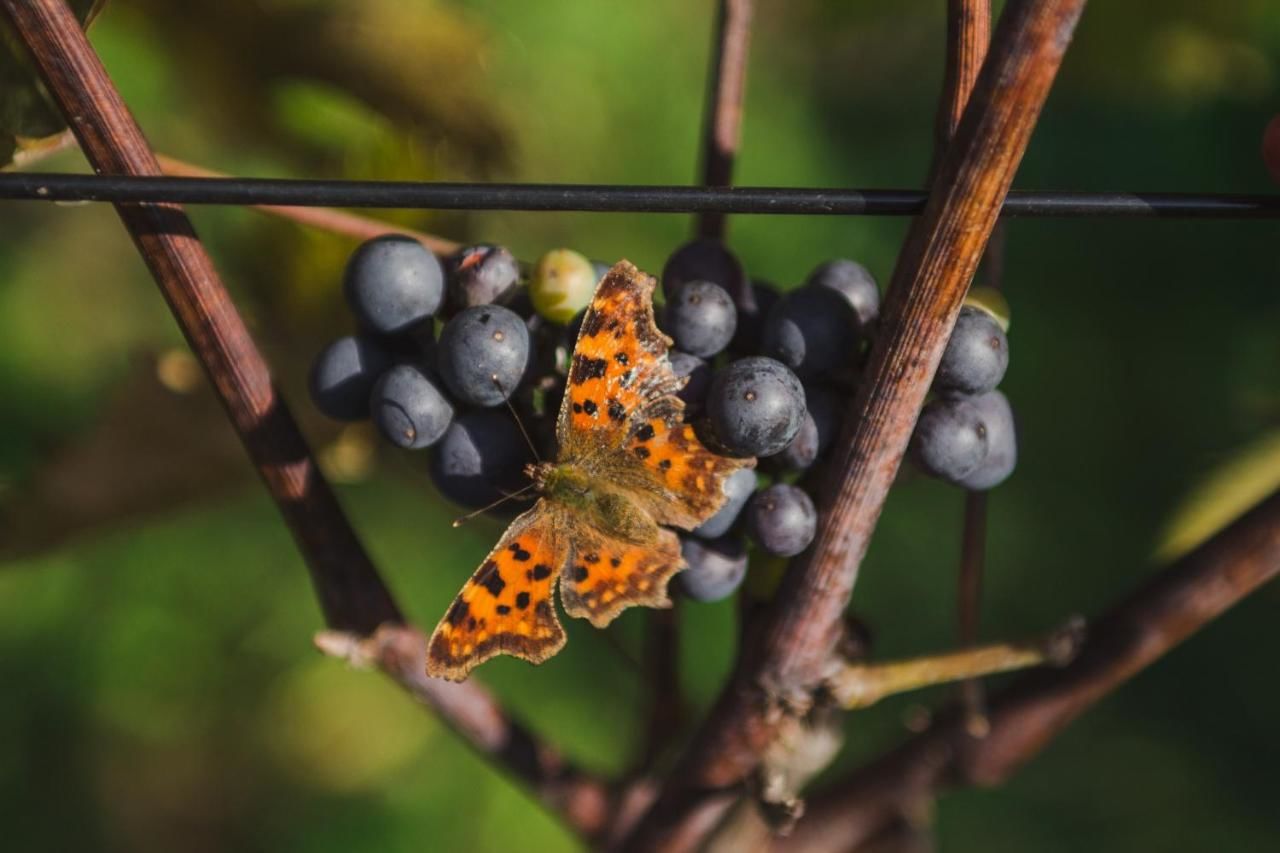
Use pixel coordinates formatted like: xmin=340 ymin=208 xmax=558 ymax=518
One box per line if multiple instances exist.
xmin=531 ymin=249 xmax=597 ymax=324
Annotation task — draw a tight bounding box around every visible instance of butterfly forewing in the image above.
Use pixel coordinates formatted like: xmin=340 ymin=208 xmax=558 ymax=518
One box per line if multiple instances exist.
xmin=557 ymin=262 xmax=683 ymax=460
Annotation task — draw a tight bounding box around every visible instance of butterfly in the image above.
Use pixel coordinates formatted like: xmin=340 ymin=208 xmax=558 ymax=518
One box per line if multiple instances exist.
xmin=425 ymin=260 xmax=755 ymax=681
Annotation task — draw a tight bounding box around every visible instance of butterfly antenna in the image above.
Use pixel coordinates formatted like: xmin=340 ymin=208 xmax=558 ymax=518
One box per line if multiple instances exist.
xmin=451 ymin=482 xmax=536 ymax=528
xmin=492 ymin=374 xmax=542 ymax=464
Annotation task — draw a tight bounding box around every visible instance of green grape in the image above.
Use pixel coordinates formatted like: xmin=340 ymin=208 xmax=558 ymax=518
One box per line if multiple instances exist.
xmin=530 ymin=248 xmax=597 ymax=324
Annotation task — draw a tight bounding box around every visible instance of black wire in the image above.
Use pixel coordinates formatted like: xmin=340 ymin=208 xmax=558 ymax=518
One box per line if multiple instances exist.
xmin=2 ymin=172 xmax=1279 ymax=218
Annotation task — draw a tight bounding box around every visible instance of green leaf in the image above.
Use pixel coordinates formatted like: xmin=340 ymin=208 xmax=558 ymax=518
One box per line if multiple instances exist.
xmin=0 ymin=0 xmax=105 ymax=168
xmin=1155 ymin=429 xmax=1280 ymax=561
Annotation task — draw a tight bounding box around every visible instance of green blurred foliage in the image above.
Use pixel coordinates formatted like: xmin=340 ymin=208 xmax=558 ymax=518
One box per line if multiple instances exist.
xmin=2 ymin=1 xmax=1280 ymax=851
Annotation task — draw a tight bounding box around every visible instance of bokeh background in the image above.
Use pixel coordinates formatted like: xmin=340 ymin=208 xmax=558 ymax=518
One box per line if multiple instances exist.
xmin=3 ymin=1 xmax=1279 ymax=850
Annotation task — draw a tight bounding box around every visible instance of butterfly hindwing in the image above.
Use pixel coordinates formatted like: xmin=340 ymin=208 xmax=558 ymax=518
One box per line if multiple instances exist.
xmin=560 ymin=526 xmax=683 ymax=628
xmin=621 ymin=397 xmax=754 ymax=530
xmin=426 ymin=505 xmax=569 ymax=682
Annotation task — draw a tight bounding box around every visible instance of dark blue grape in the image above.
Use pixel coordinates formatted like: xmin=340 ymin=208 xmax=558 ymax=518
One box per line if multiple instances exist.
xmin=693 ymin=466 xmax=758 ymax=539
xmin=958 ymin=390 xmax=1017 ymax=490
xmin=446 ymin=244 xmax=520 ymax=310
xmin=370 ymin=364 xmax=454 ymax=449
xmin=678 ymin=535 xmax=748 ymax=602
xmin=935 ymin=306 xmax=1009 ymax=397
xmin=662 ymin=280 xmax=737 ymax=358
xmin=661 ymin=238 xmax=746 ymax=300
xmin=731 ymin=280 xmax=780 ymax=355
xmin=670 ymin=350 xmax=712 ymax=413
xmin=771 ymin=410 xmax=819 ymax=471
xmin=308 ymin=335 xmax=393 ymax=421
xmin=803 ymin=384 xmax=845 ymax=457
xmin=807 ymin=259 xmax=880 ymax=332
xmin=343 ymin=235 xmax=444 ymax=335
xmin=707 ymin=357 xmax=806 ymax=457
xmin=428 ymin=409 xmax=532 ymax=510
xmin=747 ymin=484 xmax=817 ymax=557
xmin=760 ymin=284 xmax=859 ymax=378
xmin=437 ymin=305 xmax=531 ymax=406
xmin=910 ymin=396 xmax=990 ymax=483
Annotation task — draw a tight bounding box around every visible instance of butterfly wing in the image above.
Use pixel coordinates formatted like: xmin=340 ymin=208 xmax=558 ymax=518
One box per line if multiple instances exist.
xmin=557 ymin=260 xmax=754 ymax=531
xmin=560 ymin=526 xmax=683 ymax=628
xmin=426 ymin=503 xmax=570 ymax=681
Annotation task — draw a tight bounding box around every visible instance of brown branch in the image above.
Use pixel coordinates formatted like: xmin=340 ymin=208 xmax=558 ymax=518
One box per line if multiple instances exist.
xmin=620 ymin=2 xmax=1086 ymax=849
xmin=781 ymin=487 xmax=1280 ymax=852
xmin=2 ymin=0 xmax=609 ymax=839
xmin=695 ymin=0 xmax=754 ymax=240
xmin=0 ymin=0 xmax=401 ymax=634
xmin=316 ymin=625 xmax=613 ymax=840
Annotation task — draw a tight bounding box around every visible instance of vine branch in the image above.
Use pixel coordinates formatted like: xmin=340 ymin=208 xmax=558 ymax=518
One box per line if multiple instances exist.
xmin=781 ymin=488 xmax=1280 ymax=852
xmin=0 ymin=0 xmax=608 ymax=839
xmin=621 ymin=1 xmax=1087 ymax=849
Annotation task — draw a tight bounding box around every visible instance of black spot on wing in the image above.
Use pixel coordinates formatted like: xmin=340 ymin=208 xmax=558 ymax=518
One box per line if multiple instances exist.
xmin=582 ymin=309 xmax=607 ymax=338
xmin=447 ymin=599 xmax=469 ymax=626
xmin=607 ymin=399 xmax=626 ymax=422
xmin=570 ymin=355 xmax=608 ymax=384
xmin=476 ymin=560 xmax=506 ymax=597
xmin=516 ymin=591 xmax=531 ymax=610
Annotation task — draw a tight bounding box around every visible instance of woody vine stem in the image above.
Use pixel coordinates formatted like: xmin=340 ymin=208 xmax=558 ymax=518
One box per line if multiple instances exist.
xmin=5 ymin=2 xmax=1280 ymax=852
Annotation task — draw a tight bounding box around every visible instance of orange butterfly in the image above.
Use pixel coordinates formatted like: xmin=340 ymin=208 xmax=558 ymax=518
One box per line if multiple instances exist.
xmin=426 ymin=260 xmax=755 ymax=681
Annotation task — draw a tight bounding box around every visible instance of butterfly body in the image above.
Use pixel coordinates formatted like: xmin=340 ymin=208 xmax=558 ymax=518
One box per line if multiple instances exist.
xmin=528 ymin=461 xmax=663 ymax=546
xmin=427 ymin=261 xmax=755 ymax=682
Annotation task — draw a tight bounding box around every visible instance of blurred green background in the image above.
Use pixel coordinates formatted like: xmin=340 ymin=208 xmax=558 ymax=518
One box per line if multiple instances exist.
xmin=2 ymin=1 xmax=1279 ymax=850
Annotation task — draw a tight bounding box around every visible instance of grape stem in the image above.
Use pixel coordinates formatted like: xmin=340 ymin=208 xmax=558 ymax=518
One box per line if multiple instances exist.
xmin=934 ymin=0 xmax=998 ymax=743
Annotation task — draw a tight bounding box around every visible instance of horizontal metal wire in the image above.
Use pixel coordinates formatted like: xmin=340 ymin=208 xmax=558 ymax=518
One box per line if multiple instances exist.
xmin=2 ymin=172 xmax=1279 ymax=218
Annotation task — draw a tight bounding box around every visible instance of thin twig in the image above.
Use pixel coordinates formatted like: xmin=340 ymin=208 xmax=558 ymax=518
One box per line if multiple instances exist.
xmin=636 ymin=0 xmax=758 ymax=769
xmin=935 ymin=0 xmax=996 ymax=740
xmin=620 ymin=2 xmax=1087 ymax=849
xmin=155 ymin=154 xmax=462 ymax=255
xmin=7 ymin=132 xmax=463 ymax=254
xmin=1 ymin=0 xmax=609 ymax=839
xmin=780 ymin=488 xmax=1280 ymax=853
xmin=696 ymin=0 xmax=754 ymax=239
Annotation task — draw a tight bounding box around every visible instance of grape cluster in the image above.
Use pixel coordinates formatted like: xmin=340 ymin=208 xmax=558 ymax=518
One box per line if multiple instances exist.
xmin=909 ymin=291 xmax=1017 ymax=490
xmin=310 ymin=235 xmax=889 ymax=604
